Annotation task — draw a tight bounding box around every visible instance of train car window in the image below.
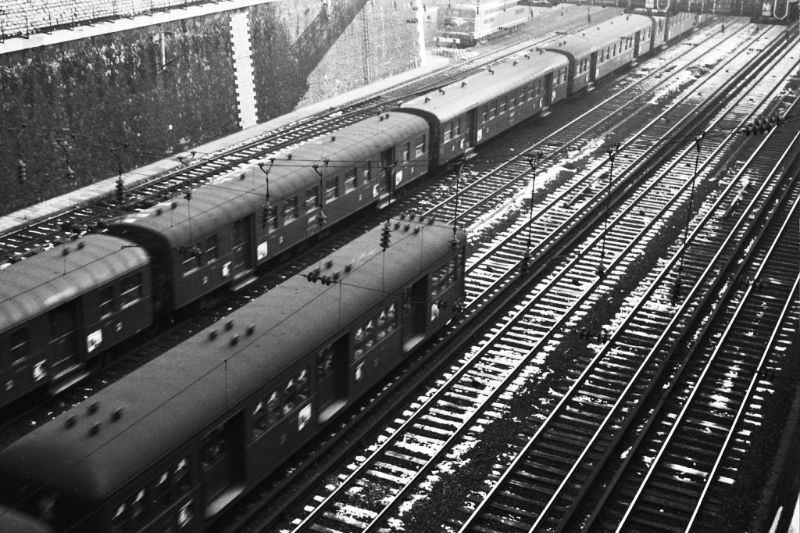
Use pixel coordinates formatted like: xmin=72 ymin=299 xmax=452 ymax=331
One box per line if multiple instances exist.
xmin=325 ymin=177 xmax=338 ymax=203
xmin=10 ymin=328 xmax=28 ymax=364
xmin=263 ymin=205 xmax=279 ymax=232
xmin=120 ymin=273 xmax=143 ymax=309
xmin=267 ymin=391 xmax=281 ymax=424
xmin=152 ymin=469 xmax=171 ymax=507
xmin=284 ymin=196 xmax=300 ymax=222
xmin=251 ymin=400 xmax=269 ymax=440
xmin=443 ymin=122 xmax=452 ymax=143
xmin=499 ymin=99 xmax=507 ymax=113
xmin=402 ymin=142 xmax=411 ymax=161
xmin=99 ymin=285 xmax=115 ymax=319
xmin=178 ymin=499 xmax=194 ymax=529
xmin=181 ymin=244 xmax=202 ymax=273
xmin=364 ymin=319 xmax=375 ymax=351
xmin=305 ymin=186 xmax=320 ymax=212
xmin=353 ymin=326 xmax=366 ymax=360
xmin=488 ymin=100 xmax=496 ymax=120
xmin=129 ymin=489 xmax=146 ymax=527
xmin=297 ymin=369 xmax=309 ymax=402
xmin=206 ymin=235 xmax=218 ymax=261
xmin=345 ymin=168 xmax=357 ymax=192
xmin=415 ymin=135 xmax=426 ymax=157
xmin=174 ymin=457 xmax=192 ymax=496
xmin=201 ymin=428 xmax=227 ymax=470
xmin=283 ymin=378 xmax=297 ymax=415
xmin=317 ymin=346 xmax=334 ymax=378
xmin=111 ymin=502 xmax=129 ymax=531
xmin=363 ymin=163 xmax=372 ymax=182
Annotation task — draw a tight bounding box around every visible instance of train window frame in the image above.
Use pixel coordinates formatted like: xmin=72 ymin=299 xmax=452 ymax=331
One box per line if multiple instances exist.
xmin=305 ymin=185 xmax=320 ymax=212
xmin=251 ymin=400 xmax=269 ymax=440
xmin=402 ymin=142 xmax=411 ymax=161
xmin=98 ymin=285 xmax=115 ymax=320
xmin=415 ymin=135 xmax=426 ymax=157
xmin=263 ymin=204 xmax=279 ymax=232
xmin=9 ymin=329 xmax=28 ymax=364
xmin=181 ymin=242 xmax=203 ymax=274
xmin=201 ymin=427 xmax=228 ymax=471
xmin=284 ymin=195 xmax=300 ymax=223
xmin=344 ymin=167 xmax=357 ymax=192
xmin=325 ymin=177 xmax=339 ymax=203
xmin=206 ymin=234 xmax=218 ymax=262
xmin=120 ymin=272 xmax=143 ymax=310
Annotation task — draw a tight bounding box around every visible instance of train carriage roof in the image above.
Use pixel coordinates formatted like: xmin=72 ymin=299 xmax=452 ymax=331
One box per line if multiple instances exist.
xmin=268 ymin=112 xmax=429 ymax=199
xmin=0 ymin=218 xmax=464 ymax=501
xmin=109 ymin=174 xmax=264 ymax=248
xmin=400 ymin=51 xmax=568 ymax=123
xmin=0 ymin=234 xmax=148 ymax=334
xmin=546 ymin=14 xmax=652 ymax=58
xmin=110 ymin=113 xmax=428 ymax=246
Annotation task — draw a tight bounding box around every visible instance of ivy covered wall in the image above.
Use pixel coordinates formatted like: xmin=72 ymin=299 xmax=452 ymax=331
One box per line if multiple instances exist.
xmin=0 ymin=0 xmax=422 ymax=216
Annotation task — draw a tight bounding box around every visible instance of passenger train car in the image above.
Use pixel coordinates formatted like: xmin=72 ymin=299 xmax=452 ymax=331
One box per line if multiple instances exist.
xmin=0 ymin=218 xmax=466 ymax=532
xmin=0 ymin=11 xmax=702 ymax=410
xmin=0 ymin=505 xmax=53 ymax=533
xmin=438 ymin=0 xmax=533 ymax=47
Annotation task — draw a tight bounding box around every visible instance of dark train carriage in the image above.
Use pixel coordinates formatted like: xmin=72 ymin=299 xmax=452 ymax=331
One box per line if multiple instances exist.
xmin=0 ymin=218 xmax=465 ymax=533
xmin=0 ymin=235 xmax=151 ymax=406
xmin=662 ymin=11 xmax=702 ymax=42
xmin=108 ymin=176 xmax=264 ymax=312
xmin=547 ymin=14 xmax=654 ymax=94
xmin=260 ymin=112 xmax=430 ymax=260
xmin=401 ymin=51 xmax=569 ymax=166
xmin=0 ymin=505 xmax=53 ymax=533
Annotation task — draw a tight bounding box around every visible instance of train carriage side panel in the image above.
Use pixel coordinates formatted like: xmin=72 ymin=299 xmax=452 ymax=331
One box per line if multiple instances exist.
xmin=400 ymin=51 xmax=568 ymax=166
xmin=0 ymin=235 xmax=150 ymax=407
xmin=108 ymin=178 xmax=264 ymax=311
xmin=549 ymin=14 xmax=653 ymax=90
xmin=663 ymin=12 xmax=700 ymax=42
xmin=0 ymin=218 xmax=465 ymax=533
xmin=259 ymin=113 xmax=430 ymax=261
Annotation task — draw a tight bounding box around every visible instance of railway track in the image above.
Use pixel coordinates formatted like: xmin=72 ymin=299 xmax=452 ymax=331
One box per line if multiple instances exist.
xmin=457 ymin=89 xmax=800 ymax=533
xmin=579 ymin=124 xmax=800 ymax=533
xmin=413 ymin=18 xmax=758 ymax=231
xmin=252 ymin=25 xmax=800 ymax=533
xmin=0 ymin=8 xmax=621 ymax=263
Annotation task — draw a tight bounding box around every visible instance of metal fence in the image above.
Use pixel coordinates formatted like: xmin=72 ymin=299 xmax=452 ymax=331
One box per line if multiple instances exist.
xmin=0 ymin=0 xmax=212 ymax=40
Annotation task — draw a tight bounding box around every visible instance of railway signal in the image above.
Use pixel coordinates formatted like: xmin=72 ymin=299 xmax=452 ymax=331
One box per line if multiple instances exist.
xmin=17 ymin=158 xmax=27 ymax=184
xmin=598 ymin=143 xmax=620 ymax=278
xmin=674 ymin=131 xmax=705 ymax=301
xmin=115 ymin=176 xmax=125 ymax=203
xmin=380 ymin=221 xmax=391 ymax=251
xmin=524 ymin=152 xmax=543 ymax=268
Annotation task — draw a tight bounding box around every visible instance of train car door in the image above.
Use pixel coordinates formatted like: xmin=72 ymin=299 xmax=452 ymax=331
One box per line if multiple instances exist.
xmin=379 ymin=148 xmax=395 ymax=204
xmin=402 ymin=277 xmax=428 ymax=353
xmin=589 ymin=53 xmax=598 ymax=82
xmin=466 ymin=109 xmax=477 ymax=147
xmin=543 ymin=73 xmax=553 ymax=106
xmin=317 ymin=335 xmax=349 ymax=423
xmin=48 ymin=303 xmax=81 ymax=378
xmin=201 ymin=416 xmax=244 ymax=518
xmin=633 ymin=31 xmax=641 ymax=58
xmin=230 ymin=216 xmax=253 ymax=278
